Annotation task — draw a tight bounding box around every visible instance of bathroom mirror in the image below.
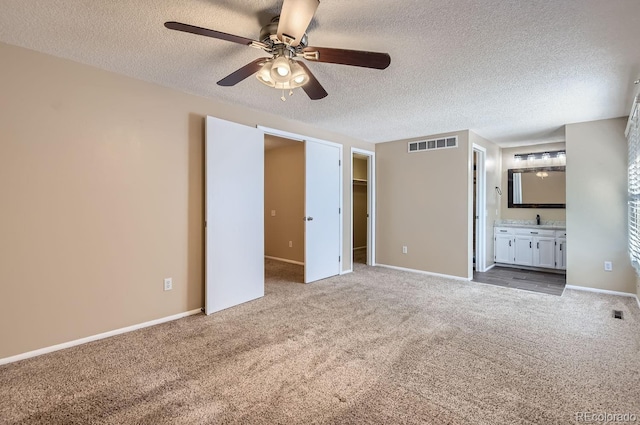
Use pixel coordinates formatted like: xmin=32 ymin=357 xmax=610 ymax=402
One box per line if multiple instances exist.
xmin=507 ymin=166 xmax=566 ymax=208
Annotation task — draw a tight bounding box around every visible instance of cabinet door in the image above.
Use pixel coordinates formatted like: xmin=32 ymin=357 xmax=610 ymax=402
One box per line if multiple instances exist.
xmin=534 ymin=236 xmax=555 ymax=268
xmin=514 ymin=236 xmax=533 ymax=266
xmin=556 ymin=238 xmax=567 ymax=270
xmin=495 ymin=234 xmax=514 ymax=263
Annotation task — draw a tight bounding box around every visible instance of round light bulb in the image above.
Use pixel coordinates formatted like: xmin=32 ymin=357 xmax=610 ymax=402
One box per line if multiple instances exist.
xmin=288 ymin=61 xmax=308 ymax=88
xmin=270 ymin=56 xmax=292 ymax=83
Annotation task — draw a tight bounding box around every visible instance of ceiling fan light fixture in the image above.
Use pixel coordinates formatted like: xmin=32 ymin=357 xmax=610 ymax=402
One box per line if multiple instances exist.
xmin=289 ymin=61 xmax=309 ymax=88
xmin=256 ymin=61 xmax=276 ymax=87
xmin=271 ymin=56 xmax=291 ymax=82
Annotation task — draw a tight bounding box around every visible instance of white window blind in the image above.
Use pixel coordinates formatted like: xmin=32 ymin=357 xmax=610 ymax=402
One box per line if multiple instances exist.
xmin=627 ymin=96 xmax=640 ymax=272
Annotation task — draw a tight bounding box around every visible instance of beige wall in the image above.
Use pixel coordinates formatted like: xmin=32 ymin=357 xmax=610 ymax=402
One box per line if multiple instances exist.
xmin=376 ymin=131 xmax=470 ymax=278
xmin=353 ymin=156 xmax=368 ymax=181
xmin=264 ymin=142 xmax=304 ymax=263
xmin=0 ymin=42 xmax=374 ymax=359
xmin=469 ymin=132 xmax=502 ymax=271
xmin=353 ymin=157 xmax=368 ymax=250
xmin=501 ymin=142 xmax=567 ymax=221
xmin=566 ymin=117 xmax=635 ymax=294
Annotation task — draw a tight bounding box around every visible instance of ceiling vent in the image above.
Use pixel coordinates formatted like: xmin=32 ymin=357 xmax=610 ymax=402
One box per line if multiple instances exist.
xmin=408 ymin=136 xmax=457 ymax=153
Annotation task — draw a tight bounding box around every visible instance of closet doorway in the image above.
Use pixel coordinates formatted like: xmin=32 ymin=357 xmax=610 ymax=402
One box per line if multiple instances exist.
xmin=351 ymin=148 xmax=376 ymax=267
xmin=261 ymin=126 xmax=343 ymax=284
xmin=264 ymin=135 xmax=305 ymax=270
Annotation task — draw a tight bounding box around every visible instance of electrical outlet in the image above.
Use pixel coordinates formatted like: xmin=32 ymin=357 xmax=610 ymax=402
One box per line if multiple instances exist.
xmin=289 ymin=241 xmax=293 ymax=248
xmin=271 ymin=210 xmax=276 ymax=217
xmin=604 ymin=261 xmax=613 ymax=272
xmin=402 ymin=246 xmax=408 ymax=254
xmin=164 ymin=278 xmax=173 ymax=291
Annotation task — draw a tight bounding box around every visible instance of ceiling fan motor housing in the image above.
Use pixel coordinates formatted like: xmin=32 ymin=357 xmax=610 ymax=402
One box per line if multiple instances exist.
xmin=260 ymin=17 xmax=308 ymax=51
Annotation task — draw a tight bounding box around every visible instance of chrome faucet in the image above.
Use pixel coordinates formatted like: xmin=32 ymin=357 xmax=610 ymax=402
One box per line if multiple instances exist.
xmin=536 ymin=214 xmax=541 ymax=225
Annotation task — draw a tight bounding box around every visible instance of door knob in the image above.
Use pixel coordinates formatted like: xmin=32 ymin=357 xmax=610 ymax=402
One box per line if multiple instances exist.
xmin=307 ymin=217 xmax=314 ymax=221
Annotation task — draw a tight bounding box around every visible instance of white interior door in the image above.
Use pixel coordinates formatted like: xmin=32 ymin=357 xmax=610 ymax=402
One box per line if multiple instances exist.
xmin=205 ymin=116 xmax=264 ymax=314
xmin=305 ymin=140 xmax=341 ymax=283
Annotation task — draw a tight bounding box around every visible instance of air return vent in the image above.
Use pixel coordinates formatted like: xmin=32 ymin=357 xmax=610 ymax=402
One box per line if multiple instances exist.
xmin=408 ymin=136 xmax=457 ymax=153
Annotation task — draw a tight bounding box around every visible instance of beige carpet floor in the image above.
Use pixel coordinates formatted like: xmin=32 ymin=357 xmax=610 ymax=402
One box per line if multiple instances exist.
xmin=1 ymin=260 xmax=639 ymax=424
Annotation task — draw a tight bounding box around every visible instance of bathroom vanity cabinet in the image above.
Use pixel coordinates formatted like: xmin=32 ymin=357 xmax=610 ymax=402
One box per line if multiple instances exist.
xmin=494 ymin=226 xmax=566 ymax=271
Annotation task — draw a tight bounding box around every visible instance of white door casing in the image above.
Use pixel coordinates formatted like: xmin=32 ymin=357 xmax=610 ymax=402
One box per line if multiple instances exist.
xmin=472 ymin=144 xmax=487 ymax=273
xmin=205 ymin=117 xmax=264 ymax=315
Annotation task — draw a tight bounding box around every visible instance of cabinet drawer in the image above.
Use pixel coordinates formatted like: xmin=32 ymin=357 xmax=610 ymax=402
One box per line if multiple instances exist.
xmin=555 ymin=230 xmax=567 ymax=238
xmin=494 ymin=227 xmax=514 ymax=235
xmin=514 ymin=228 xmax=555 ymax=237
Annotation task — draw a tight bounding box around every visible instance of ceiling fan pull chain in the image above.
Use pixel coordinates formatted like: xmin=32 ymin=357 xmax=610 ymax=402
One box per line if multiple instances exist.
xmin=289 ymin=89 xmax=294 ymax=97
xmin=281 ymin=89 xmax=286 ymax=102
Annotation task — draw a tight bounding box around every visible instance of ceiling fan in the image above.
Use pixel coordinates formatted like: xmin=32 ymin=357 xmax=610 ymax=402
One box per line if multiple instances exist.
xmin=164 ymin=0 xmax=391 ymax=100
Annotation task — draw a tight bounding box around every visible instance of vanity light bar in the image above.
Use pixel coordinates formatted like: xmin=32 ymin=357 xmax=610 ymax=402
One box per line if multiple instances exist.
xmin=514 ymin=150 xmax=565 ymax=161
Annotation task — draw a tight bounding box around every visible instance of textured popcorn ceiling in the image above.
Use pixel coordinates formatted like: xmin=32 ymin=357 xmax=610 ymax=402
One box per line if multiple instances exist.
xmin=1 ymin=0 xmax=639 ymax=145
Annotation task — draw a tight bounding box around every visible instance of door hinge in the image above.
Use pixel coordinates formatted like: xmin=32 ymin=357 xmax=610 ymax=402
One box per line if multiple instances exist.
xmin=204 ymin=221 xmax=207 ymax=228
xmin=339 ymin=160 xmax=341 ymax=166
xmin=339 ymin=208 xmax=341 ymax=214
xmin=339 ymin=256 xmax=341 ymax=262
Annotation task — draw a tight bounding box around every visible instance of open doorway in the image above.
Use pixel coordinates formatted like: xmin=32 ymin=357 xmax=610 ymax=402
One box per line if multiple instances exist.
xmin=261 ymin=127 xmax=343 ymax=284
xmin=472 ymin=144 xmax=487 ymax=273
xmin=351 ymin=148 xmax=376 ymax=268
xmin=264 ymin=135 xmax=305 ymax=282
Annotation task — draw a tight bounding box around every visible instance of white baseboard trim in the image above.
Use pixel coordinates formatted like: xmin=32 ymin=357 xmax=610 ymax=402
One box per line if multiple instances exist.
xmin=0 ymin=308 xmax=202 ymax=366
xmin=376 ymin=263 xmax=471 ymax=281
xmin=353 ymin=246 xmax=367 ymax=251
xmin=340 ymin=269 xmax=353 ymax=275
xmin=265 ymin=256 xmax=304 ymax=266
xmin=565 ymin=285 xmax=637 ymax=298
xmin=474 ymin=264 xmax=496 ymax=273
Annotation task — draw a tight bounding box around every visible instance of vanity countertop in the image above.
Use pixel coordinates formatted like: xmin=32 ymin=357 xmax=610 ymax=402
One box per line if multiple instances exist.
xmin=494 ymin=220 xmax=566 ymax=230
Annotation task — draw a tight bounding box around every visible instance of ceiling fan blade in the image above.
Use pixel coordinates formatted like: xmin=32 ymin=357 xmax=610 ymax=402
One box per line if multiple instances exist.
xmin=303 ymin=46 xmax=391 ymax=70
xmin=217 ymin=58 xmax=266 ymax=86
xmin=164 ymin=21 xmax=261 ymax=47
xmin=277 ymin=0 xmax=319 ymax=47
xmin=297 ymin=62 xmax=327 ymax=100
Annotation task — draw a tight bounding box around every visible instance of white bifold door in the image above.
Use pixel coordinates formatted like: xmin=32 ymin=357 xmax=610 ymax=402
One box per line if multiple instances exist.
xmin=205 ymin=117 xmax=264 ymax=315
xmin=304 ymin=140 xmax=341 ymax=283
